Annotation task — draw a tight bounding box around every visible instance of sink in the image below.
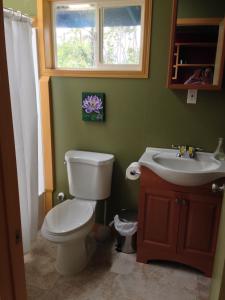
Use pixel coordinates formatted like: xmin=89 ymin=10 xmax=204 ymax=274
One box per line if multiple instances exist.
xmin=139 ymin=147 xmax=225 ymax=186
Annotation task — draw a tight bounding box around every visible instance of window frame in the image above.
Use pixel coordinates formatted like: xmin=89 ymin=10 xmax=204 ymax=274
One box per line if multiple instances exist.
xmin=37 ymin=0 xmax=152 ymax=78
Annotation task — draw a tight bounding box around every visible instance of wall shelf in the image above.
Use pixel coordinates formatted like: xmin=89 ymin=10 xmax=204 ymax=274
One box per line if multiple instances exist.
xmin=175 ymin=42 xmax=217 ymax=47
xmin=167 ymin=13 xmax=225 ymax=90
xmin=174 ymin=64 xmax=215 ymax=67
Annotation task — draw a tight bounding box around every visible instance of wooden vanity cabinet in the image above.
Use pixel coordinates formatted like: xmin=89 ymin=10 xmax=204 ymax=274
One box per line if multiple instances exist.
xmin=137 ymin=167 xmax=223 ymax=277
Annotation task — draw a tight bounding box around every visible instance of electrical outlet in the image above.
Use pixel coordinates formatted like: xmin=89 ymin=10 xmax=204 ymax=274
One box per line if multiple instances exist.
xmin=187 ymin=89 xmax=198 ymax=104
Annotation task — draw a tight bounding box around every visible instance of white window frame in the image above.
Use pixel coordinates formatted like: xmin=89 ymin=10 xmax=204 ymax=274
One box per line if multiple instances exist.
xmin=52 ymin=0 xmax=145 ymax=71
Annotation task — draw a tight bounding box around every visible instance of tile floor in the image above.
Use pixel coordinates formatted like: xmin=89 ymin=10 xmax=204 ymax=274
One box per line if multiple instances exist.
xmin=25 ymin=234 xmax=211 ymax=300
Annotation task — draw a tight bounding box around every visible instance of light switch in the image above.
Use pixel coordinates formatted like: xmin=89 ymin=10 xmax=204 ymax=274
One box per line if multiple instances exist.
xmin=187 ymin=89 xmax=198 ymax=104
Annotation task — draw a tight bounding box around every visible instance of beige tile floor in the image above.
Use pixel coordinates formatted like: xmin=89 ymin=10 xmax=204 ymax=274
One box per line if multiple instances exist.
xmin=25 ymin=234 xmax=211 ymax=300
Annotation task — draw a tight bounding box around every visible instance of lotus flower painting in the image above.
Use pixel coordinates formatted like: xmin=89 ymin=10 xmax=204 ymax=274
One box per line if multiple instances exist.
xmin=82 ymin=93 xmax=105 ymax=122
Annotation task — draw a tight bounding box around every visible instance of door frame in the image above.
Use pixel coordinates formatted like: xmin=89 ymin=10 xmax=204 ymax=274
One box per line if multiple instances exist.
xmin=219 ymin=262 xmax=225 ymax=299
xmin=0 ymin=1 xmax=27 ymax=299
xmin=32 ymin=17 xmax=54 ymax=214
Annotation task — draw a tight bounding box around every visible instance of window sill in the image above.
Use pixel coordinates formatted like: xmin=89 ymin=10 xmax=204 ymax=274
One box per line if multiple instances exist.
xmin=41 ymin=68 xmax=149 ymax=78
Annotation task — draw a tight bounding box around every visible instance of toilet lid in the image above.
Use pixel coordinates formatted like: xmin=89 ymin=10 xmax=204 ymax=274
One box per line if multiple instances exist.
xmin=44 ymin=199 xmax=95 ymax=235
xmin=65 ymin=150 xmax=114 ymax=166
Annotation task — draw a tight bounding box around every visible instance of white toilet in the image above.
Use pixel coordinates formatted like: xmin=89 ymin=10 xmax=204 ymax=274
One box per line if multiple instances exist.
xmin=41 ymin=150 xmax=114 ymax=276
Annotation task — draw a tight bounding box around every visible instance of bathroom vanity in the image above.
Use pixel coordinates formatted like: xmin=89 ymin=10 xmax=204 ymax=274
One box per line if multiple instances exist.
xmin=137 ymin=148 xmax=225 ymax=277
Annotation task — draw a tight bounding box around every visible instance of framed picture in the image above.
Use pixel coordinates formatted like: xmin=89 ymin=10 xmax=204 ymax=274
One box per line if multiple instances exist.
xmin=82 ymin=92 xmax=105 ymax=122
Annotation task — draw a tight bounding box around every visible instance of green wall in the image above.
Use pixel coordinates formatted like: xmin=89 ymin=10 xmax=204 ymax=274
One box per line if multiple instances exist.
xmin=3 ymin=0 xmax=36 ymax=16
xmin=178 ymin=0 xmax=225 ymax=18
xmin=4 ymin=0 xmax=225 ymax=217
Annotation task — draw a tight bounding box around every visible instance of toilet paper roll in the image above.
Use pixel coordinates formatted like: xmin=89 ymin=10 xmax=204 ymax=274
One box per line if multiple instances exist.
xmin=126 ymin=162 xmax=141 ymax=180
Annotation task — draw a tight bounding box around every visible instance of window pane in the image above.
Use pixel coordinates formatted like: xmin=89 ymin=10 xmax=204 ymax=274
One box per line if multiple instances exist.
xmin=55 ymin=4 xmax=96 ymax=69
xmin=103 ymin=6 xmax=142 ymax=65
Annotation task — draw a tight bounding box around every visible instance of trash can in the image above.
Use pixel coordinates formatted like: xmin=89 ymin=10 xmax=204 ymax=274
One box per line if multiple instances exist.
xmin=114 ymin=209 xmax=138 ymax=254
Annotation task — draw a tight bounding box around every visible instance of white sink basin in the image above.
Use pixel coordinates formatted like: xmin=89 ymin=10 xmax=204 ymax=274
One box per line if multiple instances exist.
xmin=139 ymin=147 xmax=225 ymax=186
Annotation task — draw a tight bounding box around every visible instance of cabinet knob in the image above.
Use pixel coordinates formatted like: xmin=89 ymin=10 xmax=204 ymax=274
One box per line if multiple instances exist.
xmin=176 ymin=199 xmax=187 ymax=205
xmin=15 ymin=229 xmax=22 ymax=244
xmin=212 ymin=183 xmax=225 ymax=193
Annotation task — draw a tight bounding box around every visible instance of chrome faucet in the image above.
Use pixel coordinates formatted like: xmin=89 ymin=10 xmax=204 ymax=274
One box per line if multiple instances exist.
xmin=172 ymin=145 xmax=203 ymax=159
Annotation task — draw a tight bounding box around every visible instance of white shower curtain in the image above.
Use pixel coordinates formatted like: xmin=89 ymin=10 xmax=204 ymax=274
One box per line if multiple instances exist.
xmin=4 ymin=12 xmax=38 ymax=253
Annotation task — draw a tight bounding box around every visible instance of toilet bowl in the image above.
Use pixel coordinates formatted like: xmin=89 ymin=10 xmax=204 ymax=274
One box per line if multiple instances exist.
xmin=41 ymin=199 xmax=97 ymax=275
xmin=41 ymin=150 xmax=114 ymax=276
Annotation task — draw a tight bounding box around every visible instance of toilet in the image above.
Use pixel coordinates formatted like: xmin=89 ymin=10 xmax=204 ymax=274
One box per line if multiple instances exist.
xmin=41 ymin=150 xmax=114 ymax=276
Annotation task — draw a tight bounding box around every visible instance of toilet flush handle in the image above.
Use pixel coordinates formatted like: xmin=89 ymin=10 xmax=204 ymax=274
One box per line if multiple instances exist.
xmin=57 ymin=192 xmax=65 ymax=202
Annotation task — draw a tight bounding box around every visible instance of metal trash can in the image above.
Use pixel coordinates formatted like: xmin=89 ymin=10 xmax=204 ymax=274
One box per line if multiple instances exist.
xmin=114 ymin=209 xmax=138 ymax=254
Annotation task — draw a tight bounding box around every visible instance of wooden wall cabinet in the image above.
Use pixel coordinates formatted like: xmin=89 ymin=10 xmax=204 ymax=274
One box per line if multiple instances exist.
xmin=167 ymin=0 xmax=225 ymax=90
xmin=137 ymin=167 xmax=223 ymax=277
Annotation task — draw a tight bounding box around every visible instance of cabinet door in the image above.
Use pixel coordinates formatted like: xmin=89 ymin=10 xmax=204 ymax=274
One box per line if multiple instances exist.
xmin=137 ymin=188 xmax=180 ymax=263
xmin=177 ymin=193 xmax=222 ymax=276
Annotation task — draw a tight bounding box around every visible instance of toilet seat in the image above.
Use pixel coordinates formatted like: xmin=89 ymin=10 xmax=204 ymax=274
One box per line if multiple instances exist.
xmin=42 ymin=199 xmax=96 ymax=238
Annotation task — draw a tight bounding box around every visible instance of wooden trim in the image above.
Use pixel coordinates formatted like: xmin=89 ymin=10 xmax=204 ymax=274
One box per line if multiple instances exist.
xmin=219 ymin=261 xmax=225 ymax=300
xmin=37 ymin=0 xmax=45 ymax=70
xmin=174 ymin=64 xmax=215 ymax=67
xmin=37 ymin=0 xmax=54 ymax=70
xmin=214 ymin=18 xmax=225 ymax=87
xmin=41 ymin=68 xmax=149 ymax=78
xmin=177 ymin=18 xmax=223 ymax=26
xmin=0 ymin=172 xmax=15 ymax=299
xmin=0 ymin=1 xmax=27 ymax=299
xmin=175 ymin=42 xmax=217 ymax=47
xmin=32 ymin=17 xmax=38 ymax=27
xmin=40 ymin=76 xmax=54 ymax=213
xmin=37 ymin=0 xmax=152 ymax=78
xmin=44 ymin=191 xmax=53 ymax=213
xmin=167 ymin=83 xmax=222 ymax=91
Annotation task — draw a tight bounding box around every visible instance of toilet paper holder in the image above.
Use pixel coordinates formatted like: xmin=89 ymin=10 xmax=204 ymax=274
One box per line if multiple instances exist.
xmin=130 ymin=170 xmax=141 ymax=176
xmin=126 ymin=162 xmax=141 ymax=180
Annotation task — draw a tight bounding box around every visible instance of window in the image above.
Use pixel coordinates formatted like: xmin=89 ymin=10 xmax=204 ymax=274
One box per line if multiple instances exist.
xmin=53 ymin=3 xmax=97 ymax=69
xmin=38 ymin=0 xmax=152 ymax=77
xmin=102 ymin=6 xmax=142 ymax=66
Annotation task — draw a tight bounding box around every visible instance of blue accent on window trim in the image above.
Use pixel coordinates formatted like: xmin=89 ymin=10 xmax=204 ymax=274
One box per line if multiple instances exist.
xmin=56 ymin=10 xmax=96 ymax=28
xmin=56 ymin=6 xmax=141 ymax=28
xmin=104 ymin=6 xmax=141 ymax=27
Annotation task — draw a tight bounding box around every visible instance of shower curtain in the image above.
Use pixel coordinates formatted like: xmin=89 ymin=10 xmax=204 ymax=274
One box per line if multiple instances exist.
xmin=4 ymin=11 xmax=38 ymax=253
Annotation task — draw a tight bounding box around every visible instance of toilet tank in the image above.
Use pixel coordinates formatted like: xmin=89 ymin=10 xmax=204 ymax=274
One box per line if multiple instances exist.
xmin=65 ymin=151 xmax=114 ymax=200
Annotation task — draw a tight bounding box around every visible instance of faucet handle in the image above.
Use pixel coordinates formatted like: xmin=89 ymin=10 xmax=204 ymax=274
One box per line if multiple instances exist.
xmin=195 ymin=147 xmax=204 ymax=152
xmin=187 ymin=146 xmax=204 ymax=158
xmin=171 ymin=144 xmax=180 ymax=150
xmin=179 ymin=145 xmax=187 ymax=157
xmin=172 ymin=145 xmax=186 ymax=157
xmin=188 ymin=146 xmax=195 ymax=158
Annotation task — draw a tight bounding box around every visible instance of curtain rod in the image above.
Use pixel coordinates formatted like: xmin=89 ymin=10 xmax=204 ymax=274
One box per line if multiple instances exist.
xmin=3 ymin=7 xmax=32 ymax=23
